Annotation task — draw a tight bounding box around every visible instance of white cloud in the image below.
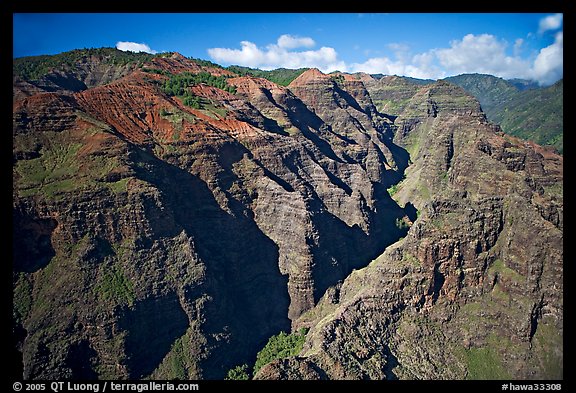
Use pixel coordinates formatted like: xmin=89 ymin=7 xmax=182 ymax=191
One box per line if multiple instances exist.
xmin=208 ymin=32 xmax=562 ymax=85
xmin=277 ymin=34 xmax=315 ymax=49
xmin=116 ymin=41 xmax=157 ymax=54
xmin=349 ymin=53 xmax=444 ymax=80
xmin=350 ymin=32 xmax=563 ymax=85
xmin=431 ymin=33 xmax=562 ymax=85
xmin=532 ymin=31 xmax=563 ymax=85
xmin=434 ymin=34 xmax=529 ymax=79
xmin=538 ymin=13 xmax=563 ymax=34
xmin=208 ymin=37 xmax=346 ymax=72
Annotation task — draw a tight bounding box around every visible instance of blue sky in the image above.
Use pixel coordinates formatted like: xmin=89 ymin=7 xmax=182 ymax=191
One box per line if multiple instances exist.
xmin=13 ymin=13 xmax=563 ymax=85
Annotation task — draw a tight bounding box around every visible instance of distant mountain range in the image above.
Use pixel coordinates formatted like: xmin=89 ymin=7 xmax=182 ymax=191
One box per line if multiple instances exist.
xmin=444 ymin=74 xmax=563 ymax=154
xmin=222 ymin=69 xmax=564 ymax=154
xmin=13 ymin=51 xmax=562 ymax=154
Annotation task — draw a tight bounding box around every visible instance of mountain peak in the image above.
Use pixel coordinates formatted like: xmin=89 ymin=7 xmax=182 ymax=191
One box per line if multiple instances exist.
xmin=288 ymin=68 xmax=329 ymax=87
xmin=353 ymin=72 xmax=376 ymax=83
xmin=169 ymin=52 xmax=187 ymax=60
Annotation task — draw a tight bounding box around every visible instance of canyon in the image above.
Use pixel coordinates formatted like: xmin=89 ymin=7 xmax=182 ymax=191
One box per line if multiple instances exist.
xmin=12 ymin=49 xmax=562 ymax=380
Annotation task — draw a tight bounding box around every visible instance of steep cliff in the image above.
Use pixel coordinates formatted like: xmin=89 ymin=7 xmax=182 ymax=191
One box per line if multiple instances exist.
xmin=12 ymin=50 xmax=562 ymax=380
xmin=13 ymin=51 xmax=411 ymax=379
xmin=257 ymin=79 xmax=563 ymax=380
xmin=444 ymin=74 xmax=563 ymax=154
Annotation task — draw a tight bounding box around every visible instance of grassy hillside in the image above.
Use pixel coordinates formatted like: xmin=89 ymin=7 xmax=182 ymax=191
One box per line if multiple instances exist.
xmin=445 ymin=74 xmax=518 ymax=116
xmin=13 ymin=47 xmax=156 ymax=81
xmin=227 ymin=65 xmax=308 ymax=86
xmin=492 ymin=80 xmax=563 ymax=153
xmin=445 ymin=74 xmax=563 ymax=154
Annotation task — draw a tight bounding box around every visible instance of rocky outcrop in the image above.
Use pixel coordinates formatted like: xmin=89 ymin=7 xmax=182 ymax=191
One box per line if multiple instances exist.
xmin=14 ymin=56 xmax=141 ymax=98
xmin=254 ymin=357 xmax=326 ymax=380
xmin=364 ymin=75 xmax=432 ymax=117
xmin=265 ymin=79 xmax=563 ymax=380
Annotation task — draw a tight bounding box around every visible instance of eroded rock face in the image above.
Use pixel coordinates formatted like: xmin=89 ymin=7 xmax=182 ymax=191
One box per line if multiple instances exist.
xmin=264 ymin=79 xmax=563 ymax=380
xmin=13 ymin=55 xmax=412 ymax=379
xmin=12 ymin=55 xmax=562 ymax=380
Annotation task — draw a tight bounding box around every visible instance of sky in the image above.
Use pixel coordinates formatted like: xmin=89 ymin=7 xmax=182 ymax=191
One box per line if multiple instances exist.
xmin=13 ymin=13 xmax=563 ymax=85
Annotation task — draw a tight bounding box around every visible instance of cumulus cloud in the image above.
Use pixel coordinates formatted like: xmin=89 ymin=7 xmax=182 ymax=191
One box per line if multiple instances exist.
xmin=208 ymin=32 xmax=562 ymax=85
xmin=351 ymin=32 xmax=563 ymax=85
xmin=435 ymin=34 xmax=529 ymax=79
xmin=277 ymin=34 xmax=315 ymax=49
xmin=532 ymin=31 xmax=563 ymax=85
xmin=433 ymin=33 xmax=562 ymax=85
xmin=208 ymin=36 xmax=346 ymax=72
xmin=116 ymin=41 xmax=157 ymax=54
xmin=538 ymin=13 xmax=563 ymax=34
xmin=349 ymin=52 xmax=444 ymax=80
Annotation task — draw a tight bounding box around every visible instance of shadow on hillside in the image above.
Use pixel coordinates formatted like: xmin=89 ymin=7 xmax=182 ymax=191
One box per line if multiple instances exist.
xmin=13 ymin=209 xmax=57 ymax=274
xmin=131 ymin=147 xmax=291 ymax=379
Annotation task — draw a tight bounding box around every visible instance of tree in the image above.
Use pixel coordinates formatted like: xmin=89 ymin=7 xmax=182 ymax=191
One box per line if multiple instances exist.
xmin=253 ymin=329 xmax=307 ymax=375
xmin=225 ymin=364 xmax=250 ymax=380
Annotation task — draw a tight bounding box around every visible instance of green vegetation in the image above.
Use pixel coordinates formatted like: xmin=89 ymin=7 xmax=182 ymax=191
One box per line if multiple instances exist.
xmin=533 ymin=322 xmax=563 ymax=379
xmin=150 ymin=329 xmax=199 ymax=379
xmin=190 ymin=57 xmax=223 ymax=69
xmin=95 ymin=265 xmax=135 ymax=307
xmin=446 ymin=74 xmax=563 ymax=154
xmin=401 ymin=129 xmax=423 ymax=159
xmin=395 ymin=217 xmax=410 ymax=231
xmin=495 ymin=80 xmax=563 ymax=154
xmin=543 ymin=183 xmax=563 ymax=198
xmin=444 ymin=74 xmax=521 ymax=118
xmin=164 ymin=335 xmax=189 ymax=379
xmin=373 ymin=98 xmax=412 ymax=115
xmin=225 ymin=364 xmax=250 ymax=380
xmin=440 ymin=171 xmax=449 ymax=182
xmin=222 ymin=328 xmax=308 ymax=380
xmin=387 ymin=184 xmax=399 ymax=196
xmin=14 ymin=129 xmax=128 ymax=200
xmin=159 ymin=107 xmax=197 ymax=135
xmin=13 ymin=273 xmax=33 ymax=323
xmin=14 ymin=47 xmax=156 ymax=80
xmin=15 ymin=140 xmax=82 ymax=198
xmin=402 ymin=253 xmax=421 ymax=266
xmin=456 ymin=289 xmax=561 ymax=380
xmin=163 ymin=71 xmax=236 ymax=96
xmin=162 ymin=72 xmax=235 ymax=112
xmin=201 ymin=102 xmax=228 ymax=118
xmin=95 ymin=331 xmax=129 ymax=379
xmin=182 ymin=96 xmax=202 ymax=109
xmin=367 ymin=75 xmax=428 ymax=115
xmin=228 ymin=65 xmax=308 ymax=86
xmin=417 ymin=182 xmax=431 ymax=200
xmin=253 ymin=328 xmax=307 ymax=375
xmin=329 ymin=73 xmax=345 ymax=84
xmin=430 ymin=211 xmax=460 ymax=230
xmin=488 ymin=259 xmax=524 ymax=283
xmin=107 ymin=178 xmax=130 ymax=194
xmin=465 ymin=346 xmax=510 ymax=380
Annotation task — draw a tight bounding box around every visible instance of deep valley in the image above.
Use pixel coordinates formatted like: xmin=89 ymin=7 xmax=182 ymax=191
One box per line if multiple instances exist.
xmin=12 ymin=48 xmax=563 ymax=380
